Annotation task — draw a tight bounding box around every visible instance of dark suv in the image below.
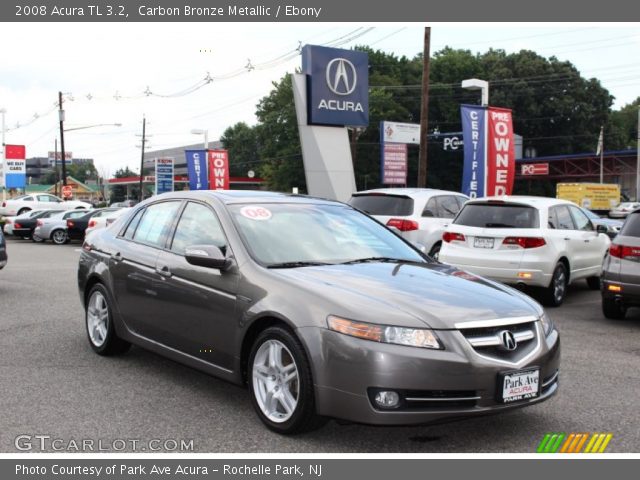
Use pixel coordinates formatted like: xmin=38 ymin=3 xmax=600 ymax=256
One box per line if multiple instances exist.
xmin=601 ymin=209 xmax=640 ymax=318
xmin=0 ymin=228 xmax=7 ymax=270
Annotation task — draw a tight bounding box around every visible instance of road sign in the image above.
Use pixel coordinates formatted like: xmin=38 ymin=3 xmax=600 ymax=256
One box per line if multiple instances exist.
xmin=61 ymin=185 xmax=73 ymax=199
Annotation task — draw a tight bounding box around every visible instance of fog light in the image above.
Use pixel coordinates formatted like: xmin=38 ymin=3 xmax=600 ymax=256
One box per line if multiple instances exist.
xmin=518 ymin=272 xmax=533 ymax=279
xmin=374 ymin=391 xmax=400 ymax=408
xmin=607 ymin=284 xmax=622 ymax=292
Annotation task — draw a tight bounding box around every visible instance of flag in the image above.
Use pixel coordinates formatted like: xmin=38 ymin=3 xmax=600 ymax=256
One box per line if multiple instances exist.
xmin=596 ymin=126 xmax=604 ymax=155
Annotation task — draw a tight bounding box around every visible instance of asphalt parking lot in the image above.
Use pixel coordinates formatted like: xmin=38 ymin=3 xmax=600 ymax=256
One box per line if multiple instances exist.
xmin=1 ymin=236 xmax=639 ymax=453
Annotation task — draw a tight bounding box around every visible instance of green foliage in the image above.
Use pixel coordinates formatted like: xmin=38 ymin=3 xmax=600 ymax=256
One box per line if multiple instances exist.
xmin=221 ymin=122 xmax=260 ymax=177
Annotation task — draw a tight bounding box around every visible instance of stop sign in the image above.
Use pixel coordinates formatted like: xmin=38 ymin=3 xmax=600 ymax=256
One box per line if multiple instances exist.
xmin=62 ymin=185 xmax=73 ymax=199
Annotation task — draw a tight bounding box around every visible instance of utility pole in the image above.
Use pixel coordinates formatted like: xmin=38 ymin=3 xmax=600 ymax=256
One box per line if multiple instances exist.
xmin=636 ymin=108 xmax=640 ymax=200
xmin=598 ymin=125 xmax=604 ymax=184
xmin=418 ymin=27 xmax=431 ymax=188
xmin=54 ymin=138 xmax=59 ymax=197
xmin=58 ymin=92 xmax=67 ymax=188
xmin=1 ymin=108 xmax=6 ymax=203
xmin=138 ymin=115 xmax=146 ymax=202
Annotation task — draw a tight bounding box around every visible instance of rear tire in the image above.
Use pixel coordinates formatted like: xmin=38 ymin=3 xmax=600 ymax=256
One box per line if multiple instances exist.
xmin=544 ymin=263 xmax=568 ymax=307
xmin=248 ymin=326 xmax=326 ymax=435
xmin=602 ymin=297 xmax=626 ymax=319
xmin=85 ymin=283 xmax=131 ymax=356
xmin=587 ymin=276 xmax=601 ymax=290
xmin=51 ymin=229 xmax=68 ymax=245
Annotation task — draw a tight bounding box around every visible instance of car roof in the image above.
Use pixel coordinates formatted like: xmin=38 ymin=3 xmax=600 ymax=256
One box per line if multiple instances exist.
xmin=150 ymin=190 xmax=343 ymax=206
xmin=352 ymin=188 xmax=468 ymax=199
xmin=466 ymin=195 xmax=575 ymax=209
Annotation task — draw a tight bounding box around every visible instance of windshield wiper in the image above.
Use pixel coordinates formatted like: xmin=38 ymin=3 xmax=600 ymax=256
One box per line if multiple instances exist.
xmin=340 ymin=256 xmax=415 ymax=265
xmin=267 ymin=261 xmax=334 ymax=269
xmin=484 ymin=222 xmax=515 ymax=228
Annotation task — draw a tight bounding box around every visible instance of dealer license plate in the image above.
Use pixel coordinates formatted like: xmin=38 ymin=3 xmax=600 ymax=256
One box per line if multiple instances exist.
xmin=473 ymin=237 xmax=494 ymax=249
xmin=500 ymin=368 xmax=540 ymax=403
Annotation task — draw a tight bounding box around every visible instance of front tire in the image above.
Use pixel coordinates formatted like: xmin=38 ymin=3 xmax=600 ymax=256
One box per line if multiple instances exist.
xmin=602 ymin=297 xmax=626 ymax=319
xmin=85 ymin=284 xmax=131 ymax=355
xmin=587 ymin=276 xmax=601 ymax=290
xmin=248 ymin=326 xmax=326 ymax=434
xmin=51 ymin=229 xmax=68 ymax=245
xmin=544 ymin=263 xmax=568 ymax=307
xmin=31 ymin=233 xmax=44 ymax=243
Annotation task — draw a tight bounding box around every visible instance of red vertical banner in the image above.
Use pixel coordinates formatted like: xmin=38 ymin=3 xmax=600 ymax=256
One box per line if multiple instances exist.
xmin=208 ymin=150 xmax=230 ymax=190
xmin=486 ymin=107 xmax=515 ymax=196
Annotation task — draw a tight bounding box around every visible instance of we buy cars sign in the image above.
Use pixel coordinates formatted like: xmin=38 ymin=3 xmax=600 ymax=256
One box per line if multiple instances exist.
xmin=208 ymin=150 xmax=230 ymax=190
xmin=4 ymin=144 xmax=26 ymax=189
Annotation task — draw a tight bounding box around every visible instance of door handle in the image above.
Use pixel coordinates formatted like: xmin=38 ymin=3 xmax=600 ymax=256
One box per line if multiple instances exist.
xmin=584 ymin=239 xmax=590 ymax=243
xmin=111 ymin=252 xmax=123 ymax=262
xmin=156 ymin=265 xmax=172 ymax=278
xmin=563 ymin=238 xmax=570 ymax=241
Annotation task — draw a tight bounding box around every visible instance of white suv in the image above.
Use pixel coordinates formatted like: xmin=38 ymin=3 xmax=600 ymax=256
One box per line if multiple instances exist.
xmin=439 ymin=196 xmax=611 ymax=306
xmin=348 ymin=188 xmax=469 ymax=258
xmin=0 ymin=194 xmax=91 ymax=216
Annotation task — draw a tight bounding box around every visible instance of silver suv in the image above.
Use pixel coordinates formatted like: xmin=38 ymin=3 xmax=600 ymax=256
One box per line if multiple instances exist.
xmin=601 ymin=209 xmax=640 ymax=318
xmin=349 ymin=188 xmax=469 ymax=259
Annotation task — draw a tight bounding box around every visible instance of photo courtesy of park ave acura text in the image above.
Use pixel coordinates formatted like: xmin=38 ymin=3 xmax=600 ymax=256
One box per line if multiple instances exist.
xmin=0 ymin=3 xmax=639 ymax=458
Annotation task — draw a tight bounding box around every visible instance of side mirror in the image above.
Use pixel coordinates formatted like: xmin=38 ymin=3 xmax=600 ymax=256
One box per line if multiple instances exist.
xmin=185 ymin=245 xmax=232 ymax=271
xmin=596 ymin=224 xmax=608 ymax=235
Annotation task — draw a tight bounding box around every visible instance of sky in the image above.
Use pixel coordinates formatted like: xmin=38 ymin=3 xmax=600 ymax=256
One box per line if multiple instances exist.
xmin=1 ymin=23 xmax=639 ymax=177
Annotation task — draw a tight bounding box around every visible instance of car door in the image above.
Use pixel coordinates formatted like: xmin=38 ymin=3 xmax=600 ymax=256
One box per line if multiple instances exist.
xmin=109 ymin=200 xmax=183 ymax=340
xmin=568 ymin=205 xmax=608 ymax=276
xmin=36 ymin=194 xmax=60 ymax=210
xmin=153 ymin=201 xmax=240 ymax=370
xmin=547 ymin=205 xmax=584 ymax=275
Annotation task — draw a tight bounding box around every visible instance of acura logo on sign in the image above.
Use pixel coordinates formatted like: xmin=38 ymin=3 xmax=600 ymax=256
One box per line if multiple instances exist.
xmin=499 ymin=330 xmax=518 ymax=351
xmin=326 ymin=58 xmax=357 ymax=95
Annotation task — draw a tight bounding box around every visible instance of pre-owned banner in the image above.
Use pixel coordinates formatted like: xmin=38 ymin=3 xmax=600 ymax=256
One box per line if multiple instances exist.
xmin=185 ymin=150 xmax=209 ymax=190
xmin=208 ymin=150 xmax=230 ymax=190
xmin=460 ymin=105 xmax=515 ymax=198
xmin=4 ymin=144 xmax=26 ymax=189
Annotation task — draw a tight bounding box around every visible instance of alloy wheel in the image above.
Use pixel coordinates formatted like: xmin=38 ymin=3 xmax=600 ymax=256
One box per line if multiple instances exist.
xmin=87 ymin=291 xmax=109 ymax=347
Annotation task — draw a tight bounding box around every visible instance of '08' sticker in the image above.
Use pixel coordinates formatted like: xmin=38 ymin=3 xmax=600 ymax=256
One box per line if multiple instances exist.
xmin=240 ymin=206 xmax=272 ymax=221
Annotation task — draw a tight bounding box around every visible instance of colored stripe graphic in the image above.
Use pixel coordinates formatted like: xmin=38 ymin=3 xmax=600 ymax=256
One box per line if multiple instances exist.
xmin=537 ymin=433 xmax=613 ymax=453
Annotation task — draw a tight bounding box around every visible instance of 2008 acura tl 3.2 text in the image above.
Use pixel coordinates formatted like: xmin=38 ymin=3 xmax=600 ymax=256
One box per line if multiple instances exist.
xmin=78 ymin=191 xmax=559 ymax=434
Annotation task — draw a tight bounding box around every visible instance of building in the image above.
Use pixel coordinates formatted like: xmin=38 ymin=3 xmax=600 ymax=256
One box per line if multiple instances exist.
xmin=22 ymin=176 xmax=101 ymax=202
xmin=26 ymin=156 xmax=94 ymax=184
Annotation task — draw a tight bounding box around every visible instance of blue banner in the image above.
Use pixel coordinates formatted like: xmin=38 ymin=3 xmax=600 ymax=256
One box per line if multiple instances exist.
xmin=460 ymin=105 xmax=487 ymax=198
xmin=302 ymin=44 xmax=369 ymax=127
xmin=185 ymin=150 xmax=208 ymax=190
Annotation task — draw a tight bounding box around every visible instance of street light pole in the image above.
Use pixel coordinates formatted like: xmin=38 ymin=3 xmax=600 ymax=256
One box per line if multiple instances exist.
xmin=58 ymin=92 xmax=67 ymax=188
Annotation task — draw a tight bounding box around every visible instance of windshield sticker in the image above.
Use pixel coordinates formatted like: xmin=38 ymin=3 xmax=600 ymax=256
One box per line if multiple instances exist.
xmin=240 ymin=206 xmax=273 ymax=221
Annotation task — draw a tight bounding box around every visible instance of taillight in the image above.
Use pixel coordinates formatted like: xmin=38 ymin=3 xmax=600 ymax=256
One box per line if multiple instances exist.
xmin=443 ymin=232 xmax=466 ymax=243
xmin=36 ymin=219 xmax=43 ymax=227
xmin=88 ymin=219 xmax=97 ymax=228
xmin=1 ymin=201 xmax=5 ymax=207
xmin=502 ymin=237 xmax=546 ymax=249
xmin=14 ymin=222 xmax=22 ymax=229
xmin=610 ymin=244 xmax=640 ymax=260
xmin=386 ymin=218 xmax=419 ymax=232
xmin=67 ymin=220 xmax=75 ymax=228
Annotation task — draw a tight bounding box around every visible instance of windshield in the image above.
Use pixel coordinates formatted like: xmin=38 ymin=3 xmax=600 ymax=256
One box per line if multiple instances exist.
xmin=228 ymin=203 xmax=425 ymax=267
xmin=454 ymin=203 xmax=540 ymax=228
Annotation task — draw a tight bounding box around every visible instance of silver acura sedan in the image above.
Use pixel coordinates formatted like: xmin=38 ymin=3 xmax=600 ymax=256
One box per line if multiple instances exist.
xmin=78 ymin=191 xmax=560 ymax=434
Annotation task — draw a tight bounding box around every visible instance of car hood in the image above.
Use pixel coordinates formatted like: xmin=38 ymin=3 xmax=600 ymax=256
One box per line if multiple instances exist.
xmin=275 ymin=262 xmax=542 ymax=329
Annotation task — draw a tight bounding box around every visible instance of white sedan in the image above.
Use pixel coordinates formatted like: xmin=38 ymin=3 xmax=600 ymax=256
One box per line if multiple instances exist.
xmin=84 ymin=208 xmax=128 ymax=238
xmin=0 ymin=194 xmax=91 ymax=217
xmin=439 ymin=196 xmax=611 ymax=306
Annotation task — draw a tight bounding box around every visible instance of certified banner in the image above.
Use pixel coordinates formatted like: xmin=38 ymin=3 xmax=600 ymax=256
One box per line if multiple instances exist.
xmin=4 ymin=144 xmax=26 ymax=189
xmin=208 ymin=150 xmax=230 ymax=190
xmin=460 ymin=105 xmax=515 ymax=198
xmin=185 ymin=150 xmax=209 ymax=190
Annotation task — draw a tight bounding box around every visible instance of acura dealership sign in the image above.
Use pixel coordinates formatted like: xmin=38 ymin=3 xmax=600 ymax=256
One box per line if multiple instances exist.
xmin=302 ymin=45 xmax=369 ymax=126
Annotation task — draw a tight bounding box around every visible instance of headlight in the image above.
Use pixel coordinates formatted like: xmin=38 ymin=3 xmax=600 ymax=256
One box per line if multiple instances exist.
xmin=327 ymin=315 xmax=442 ymax=349
xmin=540 ymin=313 xmax=554 ymax=336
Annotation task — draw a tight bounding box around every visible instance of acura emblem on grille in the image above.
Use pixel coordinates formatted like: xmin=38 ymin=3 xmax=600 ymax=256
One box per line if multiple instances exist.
xmin=499 ymin=330 xmax=518 ymax=351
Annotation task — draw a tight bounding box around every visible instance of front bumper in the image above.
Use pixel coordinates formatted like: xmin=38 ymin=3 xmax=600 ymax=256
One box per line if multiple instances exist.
xmin=297 ymin=325 xmax=560 ymax=426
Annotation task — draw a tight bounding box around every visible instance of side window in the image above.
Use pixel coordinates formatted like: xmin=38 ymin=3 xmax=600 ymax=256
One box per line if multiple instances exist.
xmin=422 ymin=198 xmax=437 ymax=217
xmin=23 ymin=196 xmax=33 ymax=202
xmin=170 ymin=202 xmax=227 ymax=255
xmin=548 ymin=208 xmax=558 ymax=229
xmin=569 ymin=206 xmax=594 ymax=231
xmin=123 ymin=209 xmax=145 ymax=240
xmin=131 ymin=202 xmax=181 ymax=247
xmin=438 ymin=196 xmax=462 ymax=219
xmin=67 ymin=210 xmax=87 ymax=219
xmin=554 ymin=206 xmax=575 ymax=230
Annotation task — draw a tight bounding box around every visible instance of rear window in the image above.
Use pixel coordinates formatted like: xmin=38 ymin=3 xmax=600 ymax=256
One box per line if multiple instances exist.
xmin=454 ymin=203 xmax=540 ymax=228
xmin=620 ymin=212 xmax=640 ymax=237
xmin=349 ymin=194 xmax=414 ymax=216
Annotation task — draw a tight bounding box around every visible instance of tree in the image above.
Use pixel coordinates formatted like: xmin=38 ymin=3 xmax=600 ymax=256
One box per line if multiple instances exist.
xmin=220 ymin=122 xmax=260 ymax=177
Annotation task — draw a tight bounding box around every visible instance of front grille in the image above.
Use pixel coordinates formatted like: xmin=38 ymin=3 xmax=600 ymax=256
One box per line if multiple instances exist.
xmin=368 ymin=388 xmax=479 ymax=411
xmin=459 ymin=321 xmax=538 ymax=363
